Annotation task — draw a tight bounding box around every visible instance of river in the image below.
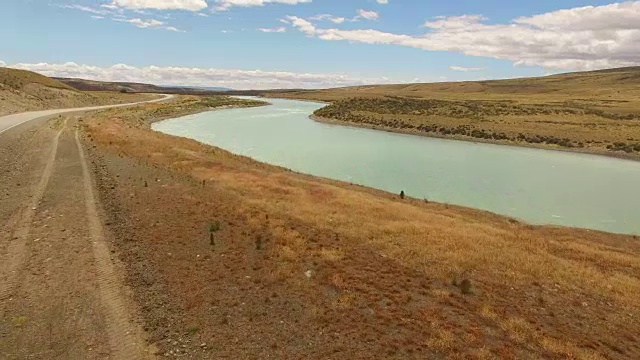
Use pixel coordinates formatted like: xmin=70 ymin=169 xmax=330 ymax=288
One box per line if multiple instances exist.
xmin=152 ymin=97 xmax=640 ymax=235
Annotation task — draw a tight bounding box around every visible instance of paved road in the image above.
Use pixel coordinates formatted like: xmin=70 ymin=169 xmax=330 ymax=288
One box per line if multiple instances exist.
xmin=0 ymin=94 xmax=174 ymax=135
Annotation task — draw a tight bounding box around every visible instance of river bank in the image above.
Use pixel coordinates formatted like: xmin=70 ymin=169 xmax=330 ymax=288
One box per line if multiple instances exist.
xmin=153 ymin=97 xmax=640 ymax=235
xmin=309 ymin=114 xmax=640 ymax=162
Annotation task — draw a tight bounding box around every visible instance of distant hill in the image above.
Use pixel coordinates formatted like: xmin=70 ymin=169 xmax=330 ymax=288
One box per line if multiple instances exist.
xmin=55 ymin=77 xmax=176 ymax=93
xmin=160 ymin=85 xmax=234 ymax=92
xmin=0 ymin=67 xmax=153 ymax=116
xmin=1 ymin=67 xmax=75 ymax=92
xmin=271 ymin=66 xmax=640 ymax=102
xmin=54 ymin=78 xmax=302 ymax=96
xmin=54 ymin=77 xmax=291 ymax=96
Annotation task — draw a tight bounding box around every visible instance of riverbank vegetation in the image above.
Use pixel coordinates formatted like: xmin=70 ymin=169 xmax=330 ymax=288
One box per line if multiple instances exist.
xmin=273 ymin=66 xmax=640 ymax=159
xmin=313 ymin=96 xmax=640 ymax=157
xmin=77 ymin=96 xmax=640 ymax=358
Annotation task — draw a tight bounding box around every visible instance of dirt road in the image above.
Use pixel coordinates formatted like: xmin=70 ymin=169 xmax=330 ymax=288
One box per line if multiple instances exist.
xmin=0 ymin=94 xmax=173 ymax=135
xmin=0 ymin=109 xmax=161 ymax=358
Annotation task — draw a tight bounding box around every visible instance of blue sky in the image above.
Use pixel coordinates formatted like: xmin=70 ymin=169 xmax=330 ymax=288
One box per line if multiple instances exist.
xmin=1 ymin=0 xmax=638 ymax=89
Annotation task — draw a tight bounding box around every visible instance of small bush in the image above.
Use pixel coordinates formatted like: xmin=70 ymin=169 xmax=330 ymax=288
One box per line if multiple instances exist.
xmin=459 ymin=279 xmax=472 ymax=295
xmin=209 ymin=221 xmax=221 ymax=233
xmin=209 ymin=221 xmax=221 ymax=246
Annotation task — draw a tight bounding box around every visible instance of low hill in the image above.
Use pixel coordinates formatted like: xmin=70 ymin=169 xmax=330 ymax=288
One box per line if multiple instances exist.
xmin=273 ymin=67 xmax=640 ymax=159
xmin=55 ymin=77 xmax=172 ymax=93
xmin=0 ymin=67 xmax=155 ymax=116
xmin=161 ymin=85 xmax=235 ymax=91
xmin=272 ymin=66 xmax=640 ymax=102
xmin=0 ymin=67 xmax=75 ymax=91
xmin=55 ymin=77 xmax=298 ymax=96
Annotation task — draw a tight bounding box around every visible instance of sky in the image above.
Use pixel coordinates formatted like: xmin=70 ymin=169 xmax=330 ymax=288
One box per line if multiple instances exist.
xmin=1 ymin=0 xmax=639 ymax=89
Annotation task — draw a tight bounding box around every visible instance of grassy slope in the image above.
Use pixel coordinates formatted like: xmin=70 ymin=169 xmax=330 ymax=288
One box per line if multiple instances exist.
xmin=79 ymin=97 xmax=640 ymax=359
xmin=0 ymin=67 xmax=76 ymax=91
xmin=0 ymin=67 xmax=156 ymax=116
xmin=272 ymin=67 xmax=640 ymax=158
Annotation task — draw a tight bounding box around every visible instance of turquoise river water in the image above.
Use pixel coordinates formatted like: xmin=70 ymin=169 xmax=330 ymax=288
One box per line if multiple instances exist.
xmin=152 ymin=97 xmax=640 ymax=235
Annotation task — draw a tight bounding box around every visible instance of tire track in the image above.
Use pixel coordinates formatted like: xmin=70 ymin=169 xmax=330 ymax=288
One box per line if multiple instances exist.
xmin=74 ymin=129 xmax=152 ymax=359
xmin=0 ymin=120 xmax=66 ymax=302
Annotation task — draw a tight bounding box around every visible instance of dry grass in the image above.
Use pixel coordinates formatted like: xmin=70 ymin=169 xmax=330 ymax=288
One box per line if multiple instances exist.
xmin=0 ymin=67 xmax=75 ymax=91
xmin=272 ymin=67 xmax=640 ymax=159
xmin=272 ymin=67 xmax=640 ymax=102
xmin=0 ymin=67 xmax=157 ymax=116
xmin=80 ymin=97 xmax=640 ymax=358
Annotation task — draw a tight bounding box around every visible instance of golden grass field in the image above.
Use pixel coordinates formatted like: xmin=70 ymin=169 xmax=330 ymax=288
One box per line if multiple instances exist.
xmin=272 ymin=67 xmax=640 ymax=159
xmin=0 ymin=67 xmax=155 ymax=116
xmin=76 ymin=96 xmax=640 ymax=358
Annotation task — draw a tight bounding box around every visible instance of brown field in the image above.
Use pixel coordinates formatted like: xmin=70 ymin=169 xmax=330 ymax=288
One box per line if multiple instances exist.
xmin=74 ymin=96 xmax=640 ymax=358
xmin=271 ymin=67 xmax=640 ymax=159
xmin=0 ymin=67 xmax=156 ymax=116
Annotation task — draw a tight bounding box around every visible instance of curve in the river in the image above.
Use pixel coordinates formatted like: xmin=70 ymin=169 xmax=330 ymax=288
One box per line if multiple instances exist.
xmin=152 ymin=97 xmax=640 ymax=235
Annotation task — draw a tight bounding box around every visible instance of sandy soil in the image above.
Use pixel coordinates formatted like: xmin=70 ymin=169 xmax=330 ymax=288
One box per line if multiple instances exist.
xmin=0 ymin=115 xmax=154 ymax=359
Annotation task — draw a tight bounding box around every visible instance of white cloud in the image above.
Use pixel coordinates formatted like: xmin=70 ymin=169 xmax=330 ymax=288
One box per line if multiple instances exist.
xmin=377 ymin=0 xmax=388 ymax=4
xmin=125 ymin=18 xmax=164 ymax=27
xmin=310 ymin=14 xmax=345 ymax=24
xmin=110 ymin=0 xmax=208 ymax=11
xmin=214 ymin=0 xmax=312 ymax=11
xmin=101 ymin=3 xmax=120 ymax=10
xmin=60 ymin=2 xmax=184 ymax=30
xmin=0 ymin=60 xmax=6 ymax=67
xmin=286 ymin=16 xmax=316 ymax=36
xmin=2 ymin=61 xmax=398 ymax=89
xmin=309 ymin=9 xmax=379 ymax=24
xmin=286 ymin=2 xmax=640 ymax=71
xmin=165 ymin=26 xmax=185 ymax=32
xmin=423 ymin=15 xmax=486 ymax=29
xmin=356 ymin=9 xmax=378 ymax=21
xmin=258 ymin=27 xmax=286 ymax=33
xmin=114 ymin=17 xmax=185 ymax=32
xmin=449 ymin=66 xmax=485 ymax=72
xmin=61 ymin=4 xmax=112 ymax=15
